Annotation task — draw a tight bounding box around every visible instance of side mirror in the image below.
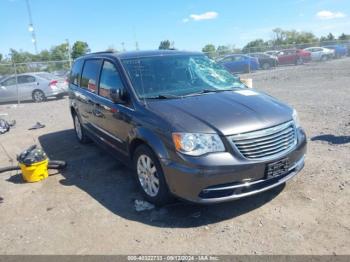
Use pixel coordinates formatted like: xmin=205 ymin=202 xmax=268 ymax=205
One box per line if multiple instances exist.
xmin=110 ymin=88 xmax=126 ymax=104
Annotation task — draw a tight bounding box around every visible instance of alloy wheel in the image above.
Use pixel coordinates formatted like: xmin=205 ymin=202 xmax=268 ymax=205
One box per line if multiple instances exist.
xmin=137 ymin=154 xmax=160 ymax=197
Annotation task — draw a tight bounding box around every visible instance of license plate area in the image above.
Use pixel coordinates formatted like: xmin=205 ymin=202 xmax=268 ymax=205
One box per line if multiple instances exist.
xmin=266 ymin=158 xmax=289 ymax=178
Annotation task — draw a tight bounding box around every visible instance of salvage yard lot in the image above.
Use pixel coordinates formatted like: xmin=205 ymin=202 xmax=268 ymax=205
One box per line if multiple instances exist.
xmin=0 ymin=58 xmax=349 ymax=255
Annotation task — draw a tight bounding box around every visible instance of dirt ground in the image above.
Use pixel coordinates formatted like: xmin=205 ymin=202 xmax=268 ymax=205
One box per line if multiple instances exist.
xmin=0 ymin=58 xmax=349 ymax=255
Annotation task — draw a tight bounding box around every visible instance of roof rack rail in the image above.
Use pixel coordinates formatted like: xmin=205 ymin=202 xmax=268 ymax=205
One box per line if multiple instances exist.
xmin=86 ymin=51 xmax=115 ymax=55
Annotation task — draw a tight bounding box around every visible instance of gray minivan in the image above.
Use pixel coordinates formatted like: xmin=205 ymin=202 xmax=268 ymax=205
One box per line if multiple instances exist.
xmin=69 ymin=50 xmax=307 ymax=205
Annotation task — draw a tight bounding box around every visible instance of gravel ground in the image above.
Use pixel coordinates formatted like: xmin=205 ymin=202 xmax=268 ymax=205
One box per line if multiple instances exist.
xmin=0 ymin=58 xmax=349 ymax=255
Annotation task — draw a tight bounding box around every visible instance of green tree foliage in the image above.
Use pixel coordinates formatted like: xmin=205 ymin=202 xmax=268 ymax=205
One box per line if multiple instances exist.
xmin=0 ymin=53 xmax=2 ymax=62
xmin=159 ymin=40 xmax=171 ymax=50
xmin=242 ymin=39 xmax=269 ymax=53
xmin=71 ymin=41 xmax=91 ymax=59
xmin=50 ymin=43 xmax=69 ymax=61
xmin=216 ymin=45 xmax=232 ymax=56
xmin=338 ymin=33 xmax=350 ymax=41
xmin=202 ymin=44 xmax=216 ymax=58
xmin=327 ymin=33 xmax=335 ymax=41
xmin=271 ymin=28 xmax=318 ymax=47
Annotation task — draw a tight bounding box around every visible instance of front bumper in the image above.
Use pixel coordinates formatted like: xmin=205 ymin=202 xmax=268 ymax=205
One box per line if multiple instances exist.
xmin=161 ymin=129 xmax=307 ymax=204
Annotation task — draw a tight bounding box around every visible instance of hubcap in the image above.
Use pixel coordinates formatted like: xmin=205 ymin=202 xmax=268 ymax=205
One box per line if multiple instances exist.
xmin=34 ymin=91 xmax=44 ymax=101
xmin=74 ymin=115 xmax=83 ymax=140
xmin=137 ymin=154 xmax=159 ymax=197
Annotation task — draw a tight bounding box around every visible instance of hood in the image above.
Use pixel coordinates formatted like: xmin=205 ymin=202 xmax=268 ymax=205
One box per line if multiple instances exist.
xmin=147 ymin=89 xmax=293 ymax=136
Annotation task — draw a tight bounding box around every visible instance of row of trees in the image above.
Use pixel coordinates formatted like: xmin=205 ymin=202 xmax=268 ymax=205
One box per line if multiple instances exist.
xmin=1 ymin=29 xmax=350 ymax=64
xmin=0 ymin=41 xmax=90 ymax=64
xmin=201 ymin=29 xmax=350 ymax=57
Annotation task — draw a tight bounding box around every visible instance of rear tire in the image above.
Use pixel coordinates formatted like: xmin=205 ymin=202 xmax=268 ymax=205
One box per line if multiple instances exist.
xmin=133 ymin=145 xmax=172 ymax=206
xmin=73 ymin=113 xmax=91 ymax=144
xmin=320 ymin=55 xmax=328 ymax=62
xmin=32 ymin=90 xmax=46 ymax=103
xmin=56 ymin=94 xmax=64 ymax=100
xmin=262 ymin=62 xmax=271 ymax=70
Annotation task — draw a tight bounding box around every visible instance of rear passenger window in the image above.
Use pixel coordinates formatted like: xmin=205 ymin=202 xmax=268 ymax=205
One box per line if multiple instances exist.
xmin=70 ymin=59 xmax=84 ymax=86
xmin=80 ymin=59 xmax=102 ymax=93
xmin=99 ymin=61 xmax=124 ymax=100
xmin=18 ymin=75 xmax=35 ymax=84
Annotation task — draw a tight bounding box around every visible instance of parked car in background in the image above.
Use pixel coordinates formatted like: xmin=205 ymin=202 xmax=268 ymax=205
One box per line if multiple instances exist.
xmin=277 ymin=49 xmax=311 ymax=65
xmin=303 ymin=47 xmax=335 ymax=61
xmin=249 ymin=53 xmax=278 ymax=69
xmin=0 ymin=72 xmax=68 ymax=103
xmin=323 ymin=45 xmax=348 ymax=58
xmin=52 ymin=70 xmax=70 ymax=78
xmin=69 ymin=50 xmax=306 ymax=205
xmin=265 ymin=50 xmax=280 ymax=56
xmin=218 ymin=54 xmax=259 ymax=73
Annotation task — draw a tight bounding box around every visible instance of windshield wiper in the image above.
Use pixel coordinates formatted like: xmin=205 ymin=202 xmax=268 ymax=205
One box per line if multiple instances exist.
xmin=145 ymin=94 xmax=183 ymax=99
xmin=184 ymin=89 xmax=233 ymax=97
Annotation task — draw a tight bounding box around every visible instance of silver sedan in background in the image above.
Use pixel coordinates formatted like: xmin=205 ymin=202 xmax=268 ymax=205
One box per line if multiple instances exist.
xmin=0 ymin=72 xmax=68 ymax=103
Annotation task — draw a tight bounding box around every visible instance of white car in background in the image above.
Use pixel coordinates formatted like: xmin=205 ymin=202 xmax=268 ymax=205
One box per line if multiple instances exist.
xmin=303 ymin=47 xmax=335 ymax=61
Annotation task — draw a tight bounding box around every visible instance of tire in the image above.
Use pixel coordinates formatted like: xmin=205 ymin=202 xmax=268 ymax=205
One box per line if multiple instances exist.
xmin=295 ymin=58 xmax=303 ymax=65
xmin=244 ymin=65 xmax=251 ymax=73
xmin=56 ymin=94 xmax=64 ymax=99
xmin=133 ymin=145 xmax=172 ymax=206
xmin=73 ymin=113 xmax=91 ymax=144
xmin=320 ymin=55 xmax=328 ymax=62
xmin=262 ymin=62 xmax=271 ymax=70
xmin=32 ymin=90 xmax=46 ymax=102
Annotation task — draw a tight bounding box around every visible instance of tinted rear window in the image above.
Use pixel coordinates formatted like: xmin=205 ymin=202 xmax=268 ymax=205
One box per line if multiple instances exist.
xmin=69 ymin=59 xmax=84 ymax=86
xmin=80 ymin=59 xmax=102 ymax=93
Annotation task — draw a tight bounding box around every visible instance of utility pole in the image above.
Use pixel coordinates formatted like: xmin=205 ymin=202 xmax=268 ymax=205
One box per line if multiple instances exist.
xmin=66 ymin=39 xmax=72 ymax=68
xmin=25 ymin=0 xmax=38 ymax=54
xmin=121 ymin=42 xmax=126 ymax=52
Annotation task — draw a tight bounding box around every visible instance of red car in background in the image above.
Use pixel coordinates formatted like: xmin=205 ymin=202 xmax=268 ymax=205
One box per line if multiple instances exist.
xmin=277 ymin=49 xmax=311 ymax=65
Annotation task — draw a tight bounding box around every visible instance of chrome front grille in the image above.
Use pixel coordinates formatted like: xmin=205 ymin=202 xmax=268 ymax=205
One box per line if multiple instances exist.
xmin=229 ymin=121 xmax=297 ymax=160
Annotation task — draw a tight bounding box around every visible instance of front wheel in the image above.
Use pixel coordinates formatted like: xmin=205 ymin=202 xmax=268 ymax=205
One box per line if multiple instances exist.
xmin=133 ymin=145 xmax=172 ymax=206
xmin=295 ymin=58 xmax=303 ymax=65
xmin=32 ymin=90 xmax=46 ymax=102
xmin=320 ymin=55 xmax=328 ymax=62
xmin=73 ymin=114 xmax=91 ymax=144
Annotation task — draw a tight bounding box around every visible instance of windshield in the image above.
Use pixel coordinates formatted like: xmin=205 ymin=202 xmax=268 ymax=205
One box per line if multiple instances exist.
xmin=121 ymin=55 xmax=244 ymax=99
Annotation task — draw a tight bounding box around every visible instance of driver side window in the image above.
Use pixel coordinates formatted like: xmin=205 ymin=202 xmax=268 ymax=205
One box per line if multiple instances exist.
xmin=99 ymin=60 xmax=124 ymax=100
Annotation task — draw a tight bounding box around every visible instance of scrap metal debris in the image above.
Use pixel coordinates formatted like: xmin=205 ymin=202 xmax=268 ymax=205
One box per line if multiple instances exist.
xmin=0 ymin=118 xmax=16 ymax=134
xmin=28 ymin=122 xmax=45 ymax=130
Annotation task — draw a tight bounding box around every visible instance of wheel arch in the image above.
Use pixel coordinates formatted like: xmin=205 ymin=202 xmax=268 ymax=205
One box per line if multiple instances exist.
xmin=129 ymin=127 xmax=170 ymax=161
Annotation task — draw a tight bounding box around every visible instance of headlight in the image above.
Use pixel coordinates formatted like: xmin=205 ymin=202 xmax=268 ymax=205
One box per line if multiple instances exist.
xmin=172 ymin=133 xmax=225 ymax=156
xmin=292 ymin=109 xmax=300 ymax=128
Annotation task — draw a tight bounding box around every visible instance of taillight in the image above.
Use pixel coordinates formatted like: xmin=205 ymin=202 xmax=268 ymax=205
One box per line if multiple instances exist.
xmin=49 ymin=80 xmax=58 ymax=86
